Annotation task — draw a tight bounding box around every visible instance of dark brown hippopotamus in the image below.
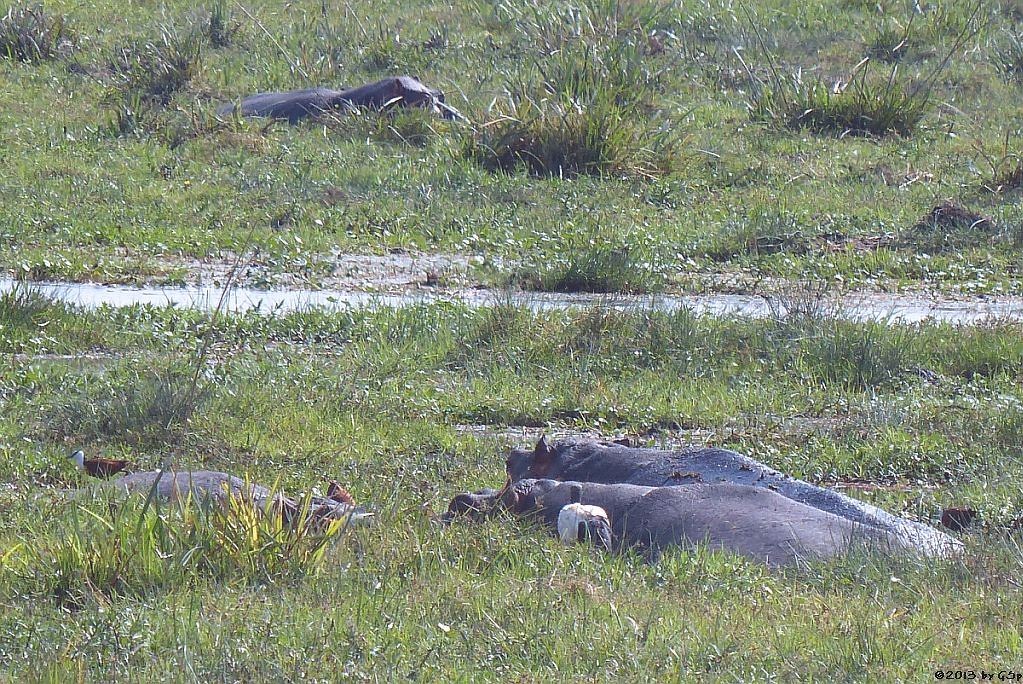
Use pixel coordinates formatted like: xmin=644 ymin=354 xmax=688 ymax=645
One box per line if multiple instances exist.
xmin=498 ymin=478 xmax=915 ymax=567
xmin=502 ymin=437 xmax=961 ymax=559
xmin=217 ymin=75 xmax=464 ymax=124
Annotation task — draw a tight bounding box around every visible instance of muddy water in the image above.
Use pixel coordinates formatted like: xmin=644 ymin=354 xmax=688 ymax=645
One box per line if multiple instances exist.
xmin=2 ymin=277 xmax=1022 ymax=324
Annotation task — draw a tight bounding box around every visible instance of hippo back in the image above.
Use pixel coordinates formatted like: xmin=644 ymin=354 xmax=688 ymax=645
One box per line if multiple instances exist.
xmin=521 ymin=479 xmax=901 ymax=567
xmin=218 ymin=76 xmax=464 ymax=123
xmin=507 ymin=438 xmax=961 ymax=558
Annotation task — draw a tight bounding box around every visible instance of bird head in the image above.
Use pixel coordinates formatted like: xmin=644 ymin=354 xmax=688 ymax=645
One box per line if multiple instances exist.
xmin=68 ymin=450 xmax=86 ymax=470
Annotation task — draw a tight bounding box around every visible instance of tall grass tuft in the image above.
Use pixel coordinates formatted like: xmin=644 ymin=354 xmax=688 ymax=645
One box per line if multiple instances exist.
xmin=699 ymin=210 xmax=809 ymax=260
xmin=748 ymin=65 xmax=928 ymax=137
xmin=444 ymin=300 xmax=518 ymax=357
xmin=46 ymin=362 xmax=213 ymax=446
xmin=512 ymin=241 xmax=664 ymax=294
xmin=556 ymin=305 xmax=703 ymax=371
xmin=977 ymin=129 xmax=1023 ymax=195
xmin=746 ymin=4 xmax=979 ymax=137
xmin=0 ymin=284 xmax=103 ymax=352
xmin=798 ymin=320 xmax=916 ymax=389
xmin=38 ymin=490 xmax=349 ymax=607
xmin=0 ymin=284 xmax=55 ymax=329
xmin=111 ymin=29 xmax=203 ymax=105
xmin=326 ymin=107 xmax=438 ymax=148
xmin=0 ymin=5 xmax=72 ymax=62
xmin=464 ymin=43 xmax=682 ymax=178
xmin=103 ymin=27 xmax=203 ymax=137
xmin=865 ymin=21 xmax=913 ymax=63
xmin=203 ymin=0 xmax=239 ymax=49
xmin=759 ymin=282 xmax=913 ymax=389
xmin=480 ymin=0 xmax=676 ymax=52
xmin=994 ymin=29 xmax=1023 ymax=83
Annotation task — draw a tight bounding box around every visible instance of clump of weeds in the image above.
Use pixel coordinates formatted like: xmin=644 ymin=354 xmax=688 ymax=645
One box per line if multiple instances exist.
xmin=464 ymin=41 xmax=683 ymax=178
xmin=0 ymin=5 xmax=73 ymax=62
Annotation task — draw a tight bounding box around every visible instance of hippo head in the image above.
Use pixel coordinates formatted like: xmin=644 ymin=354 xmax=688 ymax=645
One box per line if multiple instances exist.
xmin=386 ymin=76 xmax=437 ymax=108
xmin=505 ymin=436 xmax=570 ymax=483
xmin=498 ymin=478 xmax=560 ymax=515
xmin=445 ymin=488 xmax=500 ymax=521
xmin=384 ymin=76 xmax=463 ymax=121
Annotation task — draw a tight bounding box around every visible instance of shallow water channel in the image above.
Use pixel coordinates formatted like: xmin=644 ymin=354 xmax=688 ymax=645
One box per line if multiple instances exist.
xmin=3 ymin=277 xmax=1023 ymax=325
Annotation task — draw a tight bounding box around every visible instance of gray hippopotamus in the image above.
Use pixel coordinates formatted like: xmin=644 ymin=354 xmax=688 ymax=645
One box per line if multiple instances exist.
xmin=501 ymin=478 xmax=914 ymax=567
xmin=217 ymin=75 xmax=464 ymax=124
xmin=99 ymin=470 xmax=372 ymax=528
xmin=504 ymin=437 xmax=960 ymax=558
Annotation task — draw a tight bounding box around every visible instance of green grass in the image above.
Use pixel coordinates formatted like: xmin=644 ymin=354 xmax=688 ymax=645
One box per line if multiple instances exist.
xmin=510 ymin=237 xmax=665 ymax=293
xmin=0 ymin=0 xmax=1021 ymax=293
xmin=464 ymin=41 xmax=682 ymax=179
xmin=4 ymin=0 xmax=1023 ymax=678
xmin=0 ymin=5 xmax=72 ymax=62
xmin=45 ymin=360 xmax=212 ymax=447
xmin=22 ymin=486 xmax=349 ymax=611
xmin=994 ymin=26 xmax=1023 ymax=83
xmin=2 ymin=300 xmax=1023 ymax=678
xmin=748 ymin=70 xmax=930 ymax=137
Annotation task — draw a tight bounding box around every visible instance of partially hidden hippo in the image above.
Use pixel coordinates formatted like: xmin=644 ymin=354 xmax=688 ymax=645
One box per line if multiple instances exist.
xmin=500 ymin=478 xmax=921 ymax=567
xmin=217 ymin=75 xmax=464 ymax=124
xmin=502 ymin=437 xmax=962 ymax=560
xmin=99 ymin=470 xmax=373 ymax=528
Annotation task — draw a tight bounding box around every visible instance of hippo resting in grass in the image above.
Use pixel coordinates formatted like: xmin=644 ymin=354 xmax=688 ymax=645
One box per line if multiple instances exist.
xmin=101 ymin=470 xmax=372 ymax=528
xmin=502 ymin=438 xmax=961 ymax=559
xmin=217 ymin=75 xmax=464 ymax=124
xmin=500 ymin=478 xmax=917 ymax=567
xmin=446 ymin=438 xmax=961 ymax=565
xmin=503 ymin=435 xmax=965 ymax=556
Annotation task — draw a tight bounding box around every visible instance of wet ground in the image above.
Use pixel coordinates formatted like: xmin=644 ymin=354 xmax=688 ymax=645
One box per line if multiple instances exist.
xmin=4 ymin=275 xmax=1023 ymax=325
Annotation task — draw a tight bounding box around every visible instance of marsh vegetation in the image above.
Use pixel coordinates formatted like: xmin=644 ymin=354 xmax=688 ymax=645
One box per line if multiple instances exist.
xmin=3 ymin=0 xmax=1023 ymax=678
xmin=2 ymin=288 xmax=1023 ymax=678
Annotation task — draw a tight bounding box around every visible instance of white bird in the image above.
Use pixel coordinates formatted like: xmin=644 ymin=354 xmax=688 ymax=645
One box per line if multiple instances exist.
xmin=557 ymin=484 xmax=613 ymax=551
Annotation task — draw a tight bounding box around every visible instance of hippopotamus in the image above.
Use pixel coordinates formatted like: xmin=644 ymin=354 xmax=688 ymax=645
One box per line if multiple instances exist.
xmin=99 ymin=470 xmax=372 ymax=528
xmin=498 ymin=478 xmax=914 ymax=567
xmin=217 ymin=75 xmax=464 ymax=124
xmin=503 ymin=437 xmax=961 ymax=558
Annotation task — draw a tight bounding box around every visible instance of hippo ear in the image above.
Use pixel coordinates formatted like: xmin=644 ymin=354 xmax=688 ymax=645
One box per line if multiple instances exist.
xmin=534 ymin=435 xmax=554 ymax=461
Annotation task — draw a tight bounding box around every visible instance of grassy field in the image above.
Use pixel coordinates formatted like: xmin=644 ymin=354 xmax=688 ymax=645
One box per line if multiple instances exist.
xmin=2 ymin=288 xmax=1023 ymax=679
xmin=1 ymin=0 xmax=1023 ymax=292
xmin=3 ymin=0 xmax=1023 ymax=680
